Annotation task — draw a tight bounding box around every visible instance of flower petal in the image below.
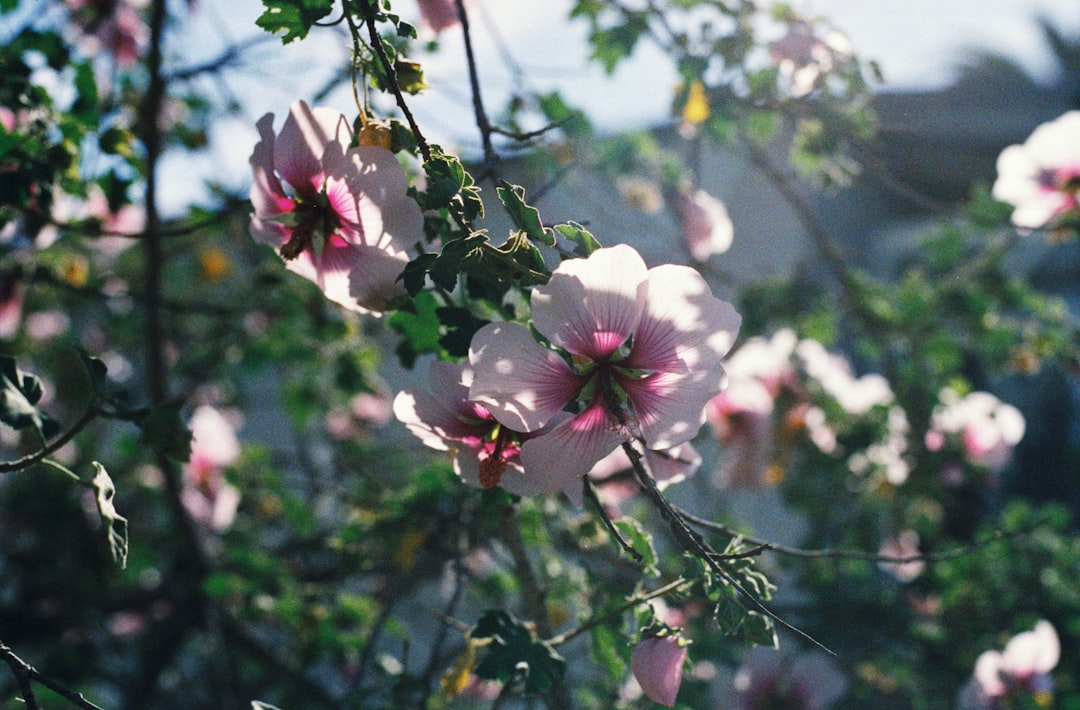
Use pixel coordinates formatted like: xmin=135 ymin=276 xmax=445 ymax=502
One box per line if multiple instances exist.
xmin=625 ymin=263 xmax=740 ymax=373
xmin=393 ymin=361 xmax=487 ymax=450
xmin=518 ymin=400 xmax=626 ymax=494
xmin=250 ymin=112 xmax=295 ymax=220
xmin=531 ymin=244 xmax=648 ymax=360
xmin=348 ymin=244 xmax=409 ymax=315
xmin=631 ymin=636 xmax=687 ymax=707
xmin=275 ymin=101 xmax=352 ymax=194
xmin=469 ymin=322 xmax=587 ymax=432
xmin=622 ymin=368 xmax=726 ymax=449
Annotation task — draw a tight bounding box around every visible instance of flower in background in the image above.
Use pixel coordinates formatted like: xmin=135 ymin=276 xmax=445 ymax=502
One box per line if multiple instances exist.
xmin=469 ymin=245 xmax=740 ymax=494
xmin=669 ymin=188 xmax=734 ymax=262
xmin=993 ymin=111 xmax=1080 ymax=231
xmin=0 ymin=270 xmax=24 ymax=339
xmin=734 ymin=647 xmax=847 ymax=710
xmin=393 ymin=360 xmax=565 ymax=497
xmin=958 ymin=620 xmax=1060 ymax=709
xmin=584 ymin=441 xmax=702 ymax=512
xmin=182 ymin=406 xmax=242 ymax=533
xmin=770 ymin=20 xmax=852 ymax=97
xmin=417 ymin=0 xmax=467 ymax=35
xmin=877 ymin=529 xmax=924 ymax=583
xmin=926 ymin=388 xmax=1025 ymax=471
xmin=64 ymin=0 xmax=148 ymax=67
xmin=249 ymin=101 xmax=422 ymax=314
xmin=630 ymin=633 xmax=688 ymax=707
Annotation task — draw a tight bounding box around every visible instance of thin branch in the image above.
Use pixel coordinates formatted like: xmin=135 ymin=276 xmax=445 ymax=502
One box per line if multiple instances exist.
xmin=455 ymin=0 xmax=497 ymax=176
xmin=0 ymin=641 xmax=104 ymax=710
xmin=545 ymin=577 xmax=690 ymax=647
xmin=353 ymin=3 xmax=432 ymax=163
xmin=583 ymin=477 xmax=643 ymax=563
xmin=623 ymin=441 xmax=835 ymax=656
xmin=676 ymin=506 xmax=1022 ymax=564
xmin=0 ymin=403 xmax=99 ymax=473
xmin=164 ymin=34 xmax=272 ymax=81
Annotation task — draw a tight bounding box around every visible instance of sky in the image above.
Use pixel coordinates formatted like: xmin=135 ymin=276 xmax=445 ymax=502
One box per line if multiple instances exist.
xmin=158 ymin=0 xmax=1080 ymax=215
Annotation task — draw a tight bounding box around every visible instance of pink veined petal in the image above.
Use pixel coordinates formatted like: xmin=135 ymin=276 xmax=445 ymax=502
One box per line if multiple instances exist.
xmin=250 ymin=113 xmax=295 ymax=220
xmin=347 ymin=243 xmax=409 ymax=315
xmin=630 ymin=636 xmax=687 ymax=707
xmin=531 ymin=245 xmax=648 ymax=360
xmin=340 ymin=146 xmax=423 ymax=252
xmin=644 ymin=441 xmax=702 ymax=490
xmin=275 ymin=101 xmax=352 ymax=195
xmin=393 ymin=383 xmax=490 ymax=451
xmin=309 ymin=235 xmax=365 ymax=311
xmin=621 ymin=368 xmax=727 ymax=449
xmin=518 ymin=400 xmax=626 ymax=494
xmin=249 ymin=214 xmax=290 ymax=249
xmin=469 ymin=322 xmax=587 ymax=432
xmin=625 ymin=263 xmax=741 ymax=373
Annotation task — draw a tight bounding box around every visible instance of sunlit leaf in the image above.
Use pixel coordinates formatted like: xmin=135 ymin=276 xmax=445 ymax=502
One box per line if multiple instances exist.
xmin=90 ymin=462 xmax=128 ymax=569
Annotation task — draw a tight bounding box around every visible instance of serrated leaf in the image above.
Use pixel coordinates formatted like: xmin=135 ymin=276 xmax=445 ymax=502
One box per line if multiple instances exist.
xmin=423 ymin=153 xmax=467 ymax=210
xmin=0 ymin=355 xmax=60 ymax=439
xmin=496 ymin=182 xmax=554 ymax=247
xmin=255 ymin=0 xmax=334 ymax=43
xmin=137 ymin=398 xmax=193 ymax=462
xmin=395 ymin=59 xmax=428 ymax=94
xmin=90 ymin=462 xmax=128 ymax=569
xmin=554 ymin=221 xmax=601 ymax=256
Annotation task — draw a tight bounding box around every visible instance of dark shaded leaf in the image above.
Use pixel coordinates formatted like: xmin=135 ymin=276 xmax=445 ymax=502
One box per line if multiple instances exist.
xmin=0 ymin=355 xmax=60 ymax=439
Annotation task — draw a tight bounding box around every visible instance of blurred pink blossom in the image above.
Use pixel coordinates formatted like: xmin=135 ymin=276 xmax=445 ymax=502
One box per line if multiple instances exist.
xmin=877 ymin=529 xmax=924 ymax=582
xmin=959 ymin=620 xmax=1059 ymax=709
xmin=183 ymin=405 xmax=242 ymax=533
xmin=65 ymin=0 xmax=149 ymax=67
xmin=0 ymin=271 xmax=23 ymax=339
xmin=417 ymin=0 xmax=467 ymax=34
xmin=993 ymin=111 xmax=1080 ymax=230
xmin=734 ymin=647 xmax=847 ymax=710
xmin=669 ymin=188 xmax=734 ymax=262
xmin=631 ymin=634 xmax=688 ymax=707
xmin=927 ymin=388 xmax=1025 ymax=470
xmin=249 ymin=101 xmax=421 ymax=314
xmin=770 ymin=20 xmax=852 ymax=97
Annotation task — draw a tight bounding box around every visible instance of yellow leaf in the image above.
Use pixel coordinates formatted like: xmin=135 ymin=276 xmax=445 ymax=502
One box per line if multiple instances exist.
xmin=682 ymin=80 xmax=710 ymax=125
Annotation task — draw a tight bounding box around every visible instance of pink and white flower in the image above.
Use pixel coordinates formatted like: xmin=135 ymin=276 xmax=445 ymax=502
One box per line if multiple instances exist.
xmin=993 ymin=111 xmax=1080 ymax=230
xmin=669 ymin=188 xmax=734 ymax=262
xmin=631 ymin=634 xmax=688 ymax=707
xmin=393 ymin=360 xmax=565 ymax=497
xmin=182 ymin=405 xmax=242 ymax=533
xmin=926 ymin=388 xmax=1025 ymax=470
xmin=65 ymin=0 xmax=148 ymax=68
xmin=250 ymin=101 xmax=422 ymax=314
xmin=959 ymin=620 xmax=1060 ymax=709
xmin=417 ymin=0 xmax=467 ymax=35
xmin=770 ymin=20 xmax=852 ymax=98
xmin=468 ymin=245 xmax=740 ymax=494
xmin=734 ymin=647 xmax=847 ymax=710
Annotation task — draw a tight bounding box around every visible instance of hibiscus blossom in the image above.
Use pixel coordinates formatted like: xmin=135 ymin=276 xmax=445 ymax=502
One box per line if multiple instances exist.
xmin=993 ymin=111 xmax=1080 ymax=230
xmin=182 ymin=406 xmax=242 ymax=533
xmin=393 ymin=360 xmax=569 ymax=497
xmin=469 ymin=244 xmax=740 ymax=493
xmin=249 ymin=101 xmax=422 ymax=314
xmin=668 ymin=188 xmax=734 ymax=262
xmin=417 ymin=0 xmax=468 ymax=34
xmin=959 ymin=621 xmax=1060 ymax=709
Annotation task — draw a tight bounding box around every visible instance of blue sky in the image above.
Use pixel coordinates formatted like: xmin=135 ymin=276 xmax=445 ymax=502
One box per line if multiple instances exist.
xmin=158 ymin=0 xmax=1080 ymax=215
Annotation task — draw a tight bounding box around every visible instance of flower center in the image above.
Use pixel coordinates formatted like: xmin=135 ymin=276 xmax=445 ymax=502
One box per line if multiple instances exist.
xmin=277 ymin=189 xmax=339 ymax=261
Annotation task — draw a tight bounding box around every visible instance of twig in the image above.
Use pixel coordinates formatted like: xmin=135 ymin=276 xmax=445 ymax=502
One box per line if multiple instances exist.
xmin=164 ymin=34 xmax=272 ymax=81
xmin=353 ymin=2 xmax=432 ymax=163
xmin=676 ymin=507 xmax=1022 ymax=564
xmin=583 ymin=477 xmax=643 ymax=563
xmin=0 ymin=640 xmax=104 ymax=710
xmin=623 ymin=441 xmax=835 ymax=656
xmin=545 ymin=577 xmax=690 ymax=647
xmin=455 ymin=0 xmax=497 ymax=176
xmin=0 ymin=403 xmax=98 ymax=473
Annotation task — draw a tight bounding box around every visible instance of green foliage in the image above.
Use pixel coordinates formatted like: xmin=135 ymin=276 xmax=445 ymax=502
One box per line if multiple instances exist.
xmin=135 ymin=398 xmax=193 ymax=462
xmin=255 ymin=0 xmax=335 ymax=44
xmin=472 ymin=610 xmax=567 ymax=695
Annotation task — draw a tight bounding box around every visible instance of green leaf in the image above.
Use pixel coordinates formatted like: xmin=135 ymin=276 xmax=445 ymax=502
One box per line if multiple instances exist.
xmin=389 ymin=291 xmax=444 ymax=368
xmin=0 ymin=355 xmax=60 ymax=439
xmin=395 ymin=59 xmax=428 ymax=94
xmin=137 ymin=398 xmax=193 ymax=462
xmin=589 ymin=622 xmax=628 ymax=681
xmin=90 ymin=462 xmax=128 ymax=569
xmin=496 ymin=182 xmax=554 ymax=247
xmin=472 ymin=610 xmax=566 ymax=695
xmin=554 ymin=221 xmax=601 ymax=256
xmin=612 ymin=518 xmax=659 ymax=576
xmin=255 ymin=0 xmax=335 ymax=43
xmin=422 ymin=153 xmax=468 ymax=211
xmin=78 ymin=349 xmax=110 ymax=395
